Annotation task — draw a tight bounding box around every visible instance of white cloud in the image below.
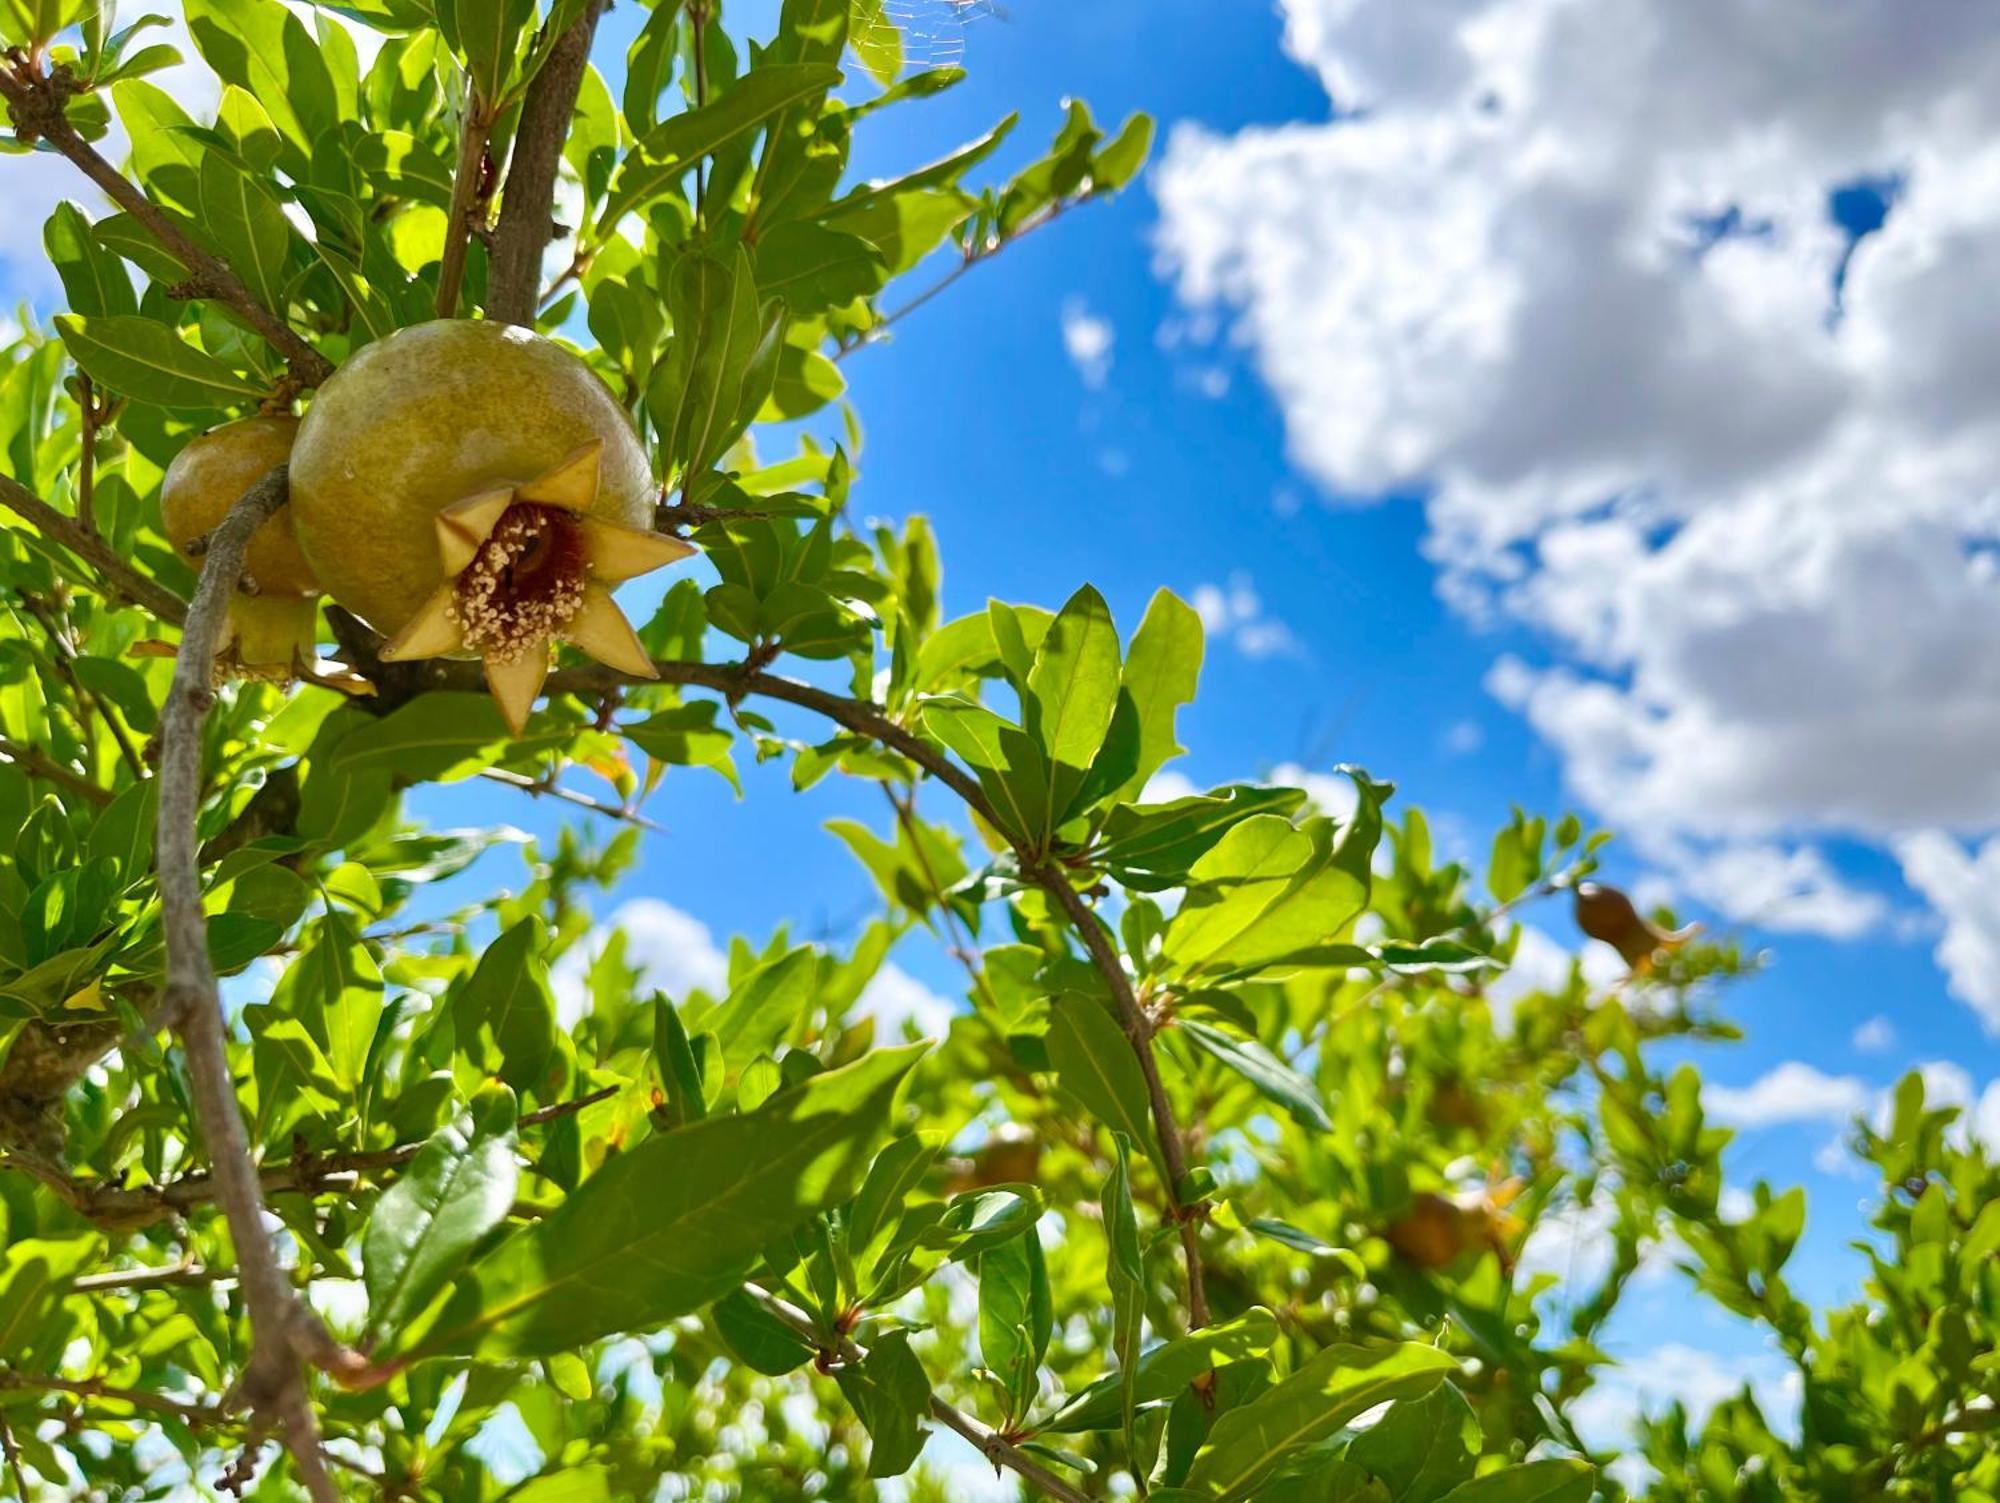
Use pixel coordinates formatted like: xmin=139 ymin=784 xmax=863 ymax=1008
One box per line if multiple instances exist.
xmin=1896 ymin=830 xmax=2000 ymax=1032
xmin=1267 ymin=760 xmax=1357 ymax=820
xmin=1142 ymin=769 xmax=1201 ymax=803
xmin=1442 ymin=719 xmax=1484 ymax=756
xmin=856 ymin=963 xmax=955 ymax=1037
xmin=1673 ymin=841 xmax=1887 ymax=940
xmin=552 ymin=898 xmax=728 ymax=1025
xmin=1192 ymin=572 xmax=1299 ymax=659
xmin=1152 ymin=0 xmax=2000 ymax=999
xmin=1060 ymin=297 xmax=1115 ymax=388
xmin=1485 ymin=921 xmax=1623 ymax=1028
xmin=1851 ymin=1015 xmax=1895 ymax=1053
xmin=1572 ymin=1343 xmax=1800 ymax=1454
xmin=1705 ymin=1061 xmax=1869 ymax=1128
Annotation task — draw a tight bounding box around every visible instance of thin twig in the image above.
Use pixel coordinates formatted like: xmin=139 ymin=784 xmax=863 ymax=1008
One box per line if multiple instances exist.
xmin=477 ymin=766 xmax=660 ymax=829
xmin=0 ymin=1368 xmax=224 ymax=1426
xmin=487 ymin=0 xmax=606 ymax=325
xmin=747 ymin=1286 xmax=1092 ymax=1503
xmin=0 ymin=1408 xmax=27 ymax=1500
xmin=20 ymin=592 xmax=145 ymax=777
xmin=0 ymin=734 xmax=112 ymax=805
xmin=883 ymin=783 xmax=999 ymax=1014
xmin=836 ymin=202 xmax=1071 ymax=364
xmin=1030 ymin=861 xmax=1210 ymax=1328
xmin=153 ymin=461 xmax=351 ymax=1503
xmin=436 ymin=92 xmax=497 ymax=319
xmin=73 ymin=1263 xmax=228 ymax=1294
xmin=0 ymin=472 xmax=188 ymax=624
xmin=0 ymin=1085 xmax=622 ymax=1228
xmin=0 ymin=63 xmax=330 ymax=387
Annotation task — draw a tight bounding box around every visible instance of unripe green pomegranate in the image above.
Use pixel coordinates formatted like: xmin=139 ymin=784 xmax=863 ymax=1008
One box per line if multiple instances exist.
xmin=287 ymin=320 xmax=691 ymax=732
xmin=160 ymin=414 xmax=318 ymax=678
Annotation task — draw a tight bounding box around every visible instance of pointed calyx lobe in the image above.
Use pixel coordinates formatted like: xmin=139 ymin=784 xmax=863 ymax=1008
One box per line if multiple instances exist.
xmin=380 ymin=440 xmax=693 ymax=732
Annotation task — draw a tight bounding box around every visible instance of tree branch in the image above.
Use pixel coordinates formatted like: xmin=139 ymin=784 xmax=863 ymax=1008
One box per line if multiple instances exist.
xmin=0 ymin=63 xmax=332 ymax=388
xmin=435 ymin=92 xmax=497 ymax=320
xmin=333 ymin=610 xmax=1211 ymax=1321
xmin=746 ymin=1286 xmax=1092 ymax=1503
xmin=0 ymin=1084 xmax=622 ymax=1228
xmin=0 ymin=734 xmax=112 ymax=805
xmin=486 ymin=0 xmax=606 ymax=326
xmin=153 ymin=461 xmax=354 ymax=1501
xmin=1027 ymin=861 xmax=1210 ymax=1327
xmin=0 ymin=472 xmax=189 ymax=625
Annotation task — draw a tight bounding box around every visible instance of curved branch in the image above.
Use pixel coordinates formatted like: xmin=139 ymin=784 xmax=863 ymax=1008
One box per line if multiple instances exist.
xmin=747 ymin=1286 xmax=1092 ymax=1503
xmin=487 ymin=0 xmax=606 ymax=325
xmin=0 ymin=66 xmax=332 ymax=388
xmin=0 ymin=472 xmax=189 ymax=625
xmin=332 ymin=609 xmax=1210 ymax=1319
xmin=154 ymin=462 xmax=353 ymax=1502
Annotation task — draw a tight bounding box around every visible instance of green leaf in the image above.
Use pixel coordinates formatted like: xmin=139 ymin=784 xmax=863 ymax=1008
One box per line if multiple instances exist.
xmin=448 ymin=919 xmax=559 ymax=1099
xmin=1116 ymin=587 xmax=1203 ymax=801
xmin=977 ymin=1213 xmax=1050 ymax=1424
xmin=0 ymin=1237 xmax=100 ymax=1365
xmin=1097 ymin=785 xmax=1308 ymax=892
xmin=834 ymin=1328 xmax=933 ymax=1477
xmin=1045 ymin=1309 xmax=1281 ymax=1434
xmin=646 ymin=245 xmax=782 ymax=480
xmin=0 ymin=0 xmax=88 ymax=48
xmin=407 ymin=1043 xmax=925 ymax=1359
xmin=1434 ymin=1461 xmax=1595 ymax=1503
xmin=183 ymin=0 xmax=338 ymax=171
xmin=705 ymin=945 xmax=816 ymax=1067
xmin=1345 ymin=1384 xmax=1478 ymax=1502
xmin=601 ymin=62 xmax=842 ymax=231
xmin=712 ymin=1287 xmax=814 ymax=1375
xmin=1024 ymin=583 xmax=1122 ymax=838
xmin=287 ymin=912 xmax=384 ymax=1091
xmin=1092 ymin=112 xmax=1155 ymax=192
xmin=1046 ymin=996 xmax=1159 ymax=1179
xmin=623 ymin=0 xmax=684 ymax=134
xmin=54 ymin=315 xmax=262 ymax=409
xmin=434 ymin=0 xmax=535 ymax=101
xmin=363 ymin=1085 xmax=519 ymax=1340
xmin=197 ymin=151 xmax=292 ymax=316
xmin=330 ymin=693 xmax=520 ymax=782
xmin=1102 ymin=1134 xmax=1145 ymax=1464
xmin=1180 ymin=1343 xmax=1459 ymax=1501
xmin=1179 ymin=1018 xmax=1331 ymax=1131
xmin=1163 ymin=810 xmax=1372 ymax=979
xmin=44 ymin=203 xmax=137 ymax=318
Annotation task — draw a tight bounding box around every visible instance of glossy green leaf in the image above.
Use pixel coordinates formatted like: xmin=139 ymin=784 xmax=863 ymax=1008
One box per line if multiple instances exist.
xmin=54 ymin=314 xmax=262 ymax=408
xmin=1181 ymin=1343 xmax=1459 ymax=1500
xmin=601 ymin=62 xmax=842 ymax=231
xmin=363 ymin=1085 xmax=519 ymax=1340
xmin=1046 ymin=995 xmax=1159 ymax=1177
xmin=834 ymin=1328 xmax=932 ymax=1476
xmin=1434 ymin=1461 xmax=1596 ymax=1503
xmin=1046 ymin=1309 xmax=1282 ymax=1433
xmin=406 ymin=1043 xmax=924 ymax=1359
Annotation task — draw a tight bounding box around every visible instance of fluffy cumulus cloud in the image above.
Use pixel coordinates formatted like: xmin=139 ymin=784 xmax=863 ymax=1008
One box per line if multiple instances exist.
xmin=1059 ymin=297 xmax=1116 ymax=388
xmin=1895 ymin=830 xmax=2000 ymax=1032
xmin=1705 ymin=1061 xmax=1869 ymax=1129
xmin=1191 ymin=572 xmax=1299 ymax=658
xmin=1154 ymin=0 xmax=2000 ymax=983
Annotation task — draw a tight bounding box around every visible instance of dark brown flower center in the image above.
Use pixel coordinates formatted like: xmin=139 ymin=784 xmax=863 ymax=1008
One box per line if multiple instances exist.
xmin=450 ymin=503 xmax=588 ymax=662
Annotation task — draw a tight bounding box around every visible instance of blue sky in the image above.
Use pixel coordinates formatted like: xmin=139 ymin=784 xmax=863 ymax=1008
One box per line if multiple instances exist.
xmin=9 ymin=0 xmax=2000 ymax=1465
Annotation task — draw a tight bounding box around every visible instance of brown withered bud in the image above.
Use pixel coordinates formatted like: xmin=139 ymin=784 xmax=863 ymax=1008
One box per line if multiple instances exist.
xmin=1573 ymin=881 xmax=1695 ymax=973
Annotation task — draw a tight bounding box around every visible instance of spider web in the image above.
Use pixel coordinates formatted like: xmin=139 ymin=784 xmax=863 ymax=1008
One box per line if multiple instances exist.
xmin=850 ymin=0 xmax=999 ymax=82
